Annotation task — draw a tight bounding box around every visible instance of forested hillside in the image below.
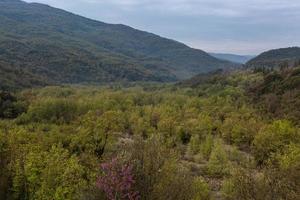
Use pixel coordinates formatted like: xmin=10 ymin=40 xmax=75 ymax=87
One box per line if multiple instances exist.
xmin=0 ymin=0 xmax=236 ymax=90
xmin=1 ymin=66 xmax=299 ymax=199
xmin=0 ymin=61 xmax=50 ymax=90
xmin=248 ymin=66 xmax=300 ymax=123
xmin=246 ymin=47 xmax=300 ymax=68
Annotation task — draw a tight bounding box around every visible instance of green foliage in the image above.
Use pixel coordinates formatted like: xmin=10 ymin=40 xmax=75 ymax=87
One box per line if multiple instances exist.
xmin=192 ymin=177 xmax=211 ymax=200
xmin=0 ymin=132 xmax=10 ymax=199
xmin=199 ymin=134 xmax=214 ymax=160
xmin=248 ymin=66 xmax=300 ymax=124
xmin=222 ymin=161 xmax=300 ymax=200
xmin=207 ymin=140 xmax=230 ymax=177
xmin=188 ymin=134 xmax=202 ymax=155
xmin=253 ymin=120 xmax=300 ymax=165
xmin=12 ymin=146 xmax=88 ymax=200
xmin=0 ymin=0 xmax=237 ymax=89
xmin=221 ymin=168 xmax=265 ymax=200
xmin=0 ymin=91 xmax=27 ymax=119
xmin=18 ymin=98 xmax=82 ymax=124
xmin=221 ymin=116 xmax=262 ymax=148
xmin=129 ymin=136 xmax=179 ymax=199
xmin=247 ymin=47 xmax=300 ymax=68
xmin=0 ymin=67 xmax=299 ymax=200
xmin=276 ymin=143 xmax=300 ymax=170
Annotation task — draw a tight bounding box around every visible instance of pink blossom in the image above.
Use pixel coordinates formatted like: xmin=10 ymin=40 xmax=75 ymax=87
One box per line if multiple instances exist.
xmin=97 ymin=158 xmax=140 ymax=200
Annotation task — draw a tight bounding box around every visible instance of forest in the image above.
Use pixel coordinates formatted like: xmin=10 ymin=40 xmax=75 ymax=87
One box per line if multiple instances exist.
xmin=0 ymin=66 xmax=300 ymax=200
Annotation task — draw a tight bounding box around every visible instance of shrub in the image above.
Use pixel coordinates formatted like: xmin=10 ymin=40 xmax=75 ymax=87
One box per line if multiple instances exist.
xmin=96 ymin=158 xmax=139 ymax=200
xmin=192 ymin=177 xmax=211 ymax=200
xmin=0 ymin=91 xmax=27 ymax=119
xmin=199 ymin=134 xmax=214 ymax=160
xmin=253 ymin=120 xmax=300 ymax=165
xmin=221 ymin=117 xmax=261 ymax=149
xmin=19 ymin=98 xmax=82 ymax=124
xmin=188 ymin=134 xmax=201 ymax=155
xmin=129 ymin=136 xmax=197 ymax=200
xmin=207 ymin=140 xmax=229 ymax=177
xmin=221 ymin=168 xmax=265 ymax=200
xmin=12 ymin=146 xmax=88 ymax=200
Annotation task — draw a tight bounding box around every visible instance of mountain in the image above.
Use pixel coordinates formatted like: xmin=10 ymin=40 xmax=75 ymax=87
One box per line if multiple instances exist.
xmin=246 ymin=47 xmax=300 ymax=68
xmin=210 ymin=53 xmax=254 ymax=64
xmin=0 ymin=0 xmax=236 ymax=90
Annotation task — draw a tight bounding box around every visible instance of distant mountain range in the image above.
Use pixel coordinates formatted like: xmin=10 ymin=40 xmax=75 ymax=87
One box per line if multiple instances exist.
xmin=0 ymin=0 xmax=238 ymax=90
xmin=246 ymin=47 xmax=300 ymax=68
xmin=210 ymin=53 xmax=255 ymax=64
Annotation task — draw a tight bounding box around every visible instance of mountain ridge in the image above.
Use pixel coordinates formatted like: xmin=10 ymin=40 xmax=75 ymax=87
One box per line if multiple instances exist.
xmin=0 ymin=0 xmax=237 ymax=89
xmin=246 ymin=47 xmax=300 ymax=68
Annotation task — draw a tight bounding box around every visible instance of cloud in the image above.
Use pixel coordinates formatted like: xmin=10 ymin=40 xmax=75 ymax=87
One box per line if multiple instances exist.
xmin=25 ymin=0 xmax=300 ymax=17
xmin=23 ymin=0 xmax=300 ymax=54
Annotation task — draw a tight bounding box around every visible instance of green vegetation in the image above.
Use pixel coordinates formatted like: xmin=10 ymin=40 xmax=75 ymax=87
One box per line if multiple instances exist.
xmin=248 ymin=66 xmax=300 ymax=124
xmin=0 ymin=0 xmax=237 ymax=90
xmin=246 ymin=47 xmax=300 ymax=69
xmin=1 ymin=66 xmax=299 ymax=199
xmin=0 ymin=91 xmax=27 ymax=119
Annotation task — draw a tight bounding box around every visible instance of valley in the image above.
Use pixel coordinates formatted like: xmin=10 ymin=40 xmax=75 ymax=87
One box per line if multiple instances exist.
xmin=0 ymin=0 xmax=299 ymax=200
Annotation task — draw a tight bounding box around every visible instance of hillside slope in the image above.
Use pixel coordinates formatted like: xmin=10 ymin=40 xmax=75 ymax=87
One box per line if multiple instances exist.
xmin=246 ymin=47 xmax=300 ymax=68
xmin=0 ymin=0 xmax=235 ymax=89
xmin=248 ymin=66 xmax=300 ymax=123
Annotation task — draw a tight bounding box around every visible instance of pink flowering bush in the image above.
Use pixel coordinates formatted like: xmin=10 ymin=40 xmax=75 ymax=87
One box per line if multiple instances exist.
xmin=96 ymin=158 xmax=140 ymax=200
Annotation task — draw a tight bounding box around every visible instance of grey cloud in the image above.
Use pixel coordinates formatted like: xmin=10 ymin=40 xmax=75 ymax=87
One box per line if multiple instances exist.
xmin=24 ymin=0 xmax=300 ymax=54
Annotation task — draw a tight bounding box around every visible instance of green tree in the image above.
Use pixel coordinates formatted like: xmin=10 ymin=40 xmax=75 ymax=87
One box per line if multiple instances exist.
xmin=207 ymin=140 xmax=229 ymax=177
xmin=253 ymin=120 xmax=300 ymax=165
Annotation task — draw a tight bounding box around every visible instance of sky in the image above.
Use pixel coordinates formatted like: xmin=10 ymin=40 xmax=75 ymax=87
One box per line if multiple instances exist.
xmin=24 ymin=0 xmax=300 ymax=55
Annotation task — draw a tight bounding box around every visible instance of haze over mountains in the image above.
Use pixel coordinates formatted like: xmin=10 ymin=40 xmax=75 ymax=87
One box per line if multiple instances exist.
xmin=0 ymin=0 xmax=238 ymax=90
xmin=210 ymin=53 xmax=255 ymax=64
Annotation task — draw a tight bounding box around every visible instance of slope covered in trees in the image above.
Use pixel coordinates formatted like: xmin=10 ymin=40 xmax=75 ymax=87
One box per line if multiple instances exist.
xmin=248 ymin=66 xmax=300 ymax=124
xmin=0 ymin=68 xmax=299 ymax=199
xmin=0 ymin=0 xmax=236 ymax=89
xmin=246 ymin=47 xmax=300 ymax=68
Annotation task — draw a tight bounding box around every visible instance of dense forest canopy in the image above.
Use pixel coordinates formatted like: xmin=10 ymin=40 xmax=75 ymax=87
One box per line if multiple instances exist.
xmin=1 ymin=65 xmax=299 ymax=200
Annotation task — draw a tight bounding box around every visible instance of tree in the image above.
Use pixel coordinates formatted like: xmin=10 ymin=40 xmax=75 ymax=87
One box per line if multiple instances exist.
xmin=96 ymin=158 xmax=140 ymax=200
xmin=0 ymin=91 xmax=26 ymax=119
xmin=207 ymin=140 xmax=229 ymax=177
xmin=11 ymin=146 xmax=88 ymax=200
xmin=253 ymin=120 xmax=300 ymax=165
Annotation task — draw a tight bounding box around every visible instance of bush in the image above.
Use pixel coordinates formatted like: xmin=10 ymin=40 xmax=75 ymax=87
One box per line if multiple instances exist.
xmin=253 ymin=120 xmax=300 ymax=165
xmin=221 ymin=168 xmax=265 ymax=200
xmin=0 ymin=91 xmax=27 ymax=119
xmin=192 ymin=177 xmax=211 ymax=200
xmin=129 ymin=136 xmax=197 ymax=200
xmin=207 ymin=140 xmax=229 ymax=177
xmin=188 ymin=134 xmax=201 ymax=155
xmin=199 ymin=134 xmax=214 ymax=160
xmin=221 ymin=117 xmax=261 ymax=149
xmin=18 ymin=98 xmax=82 ymax=124
xmin=12 ymin=146 xmax=88 ymax=200
xmin=96 ymin=158 xmax=139 ymax=200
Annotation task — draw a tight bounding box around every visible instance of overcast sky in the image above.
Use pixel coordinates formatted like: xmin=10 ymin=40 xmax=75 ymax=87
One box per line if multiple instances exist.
xmin=24 ymin=0 xmax=300 ymax=55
